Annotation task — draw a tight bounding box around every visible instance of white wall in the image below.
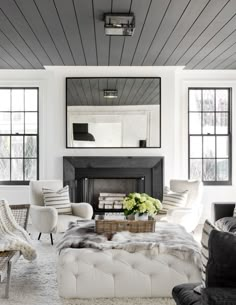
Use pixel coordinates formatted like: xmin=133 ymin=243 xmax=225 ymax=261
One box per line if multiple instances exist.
xmin=0 ymin=67 xmax=177 ymax=204
xmin=1 ymin=66 xmax=234 ymax=223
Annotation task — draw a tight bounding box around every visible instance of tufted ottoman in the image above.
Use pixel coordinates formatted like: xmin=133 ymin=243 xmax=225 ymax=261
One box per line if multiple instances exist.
xmin=57 ymin=248 xmax=201 ymax=298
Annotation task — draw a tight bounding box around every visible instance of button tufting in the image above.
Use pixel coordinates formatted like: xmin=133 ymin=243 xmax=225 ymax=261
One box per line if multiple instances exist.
xmin=58 ymin=248 xmax=201 ymax=298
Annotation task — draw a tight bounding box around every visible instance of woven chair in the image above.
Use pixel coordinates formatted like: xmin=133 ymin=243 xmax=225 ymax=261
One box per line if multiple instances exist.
xmin=10 ymin=204 xmax=30 ymax=230
xmin=0 ymin=202 xmax=30 ymax=298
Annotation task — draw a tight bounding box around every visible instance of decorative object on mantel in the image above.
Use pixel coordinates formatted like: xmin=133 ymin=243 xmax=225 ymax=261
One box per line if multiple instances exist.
xmin=139 ymin=139 xmax=147 ymax=148
xmin=123 ymin=192 xmax=162 ymax=220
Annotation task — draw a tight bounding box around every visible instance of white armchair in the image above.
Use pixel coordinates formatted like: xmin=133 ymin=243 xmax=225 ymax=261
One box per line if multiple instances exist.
xmin=165 ymin=179 xmax=203 ymax=232
xmin=29 ymin=180 xmax=93 ymax=244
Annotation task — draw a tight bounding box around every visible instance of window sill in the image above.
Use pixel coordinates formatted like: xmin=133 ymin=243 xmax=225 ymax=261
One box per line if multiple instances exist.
xmin=0 ymin=185 xmax=29 ymax=189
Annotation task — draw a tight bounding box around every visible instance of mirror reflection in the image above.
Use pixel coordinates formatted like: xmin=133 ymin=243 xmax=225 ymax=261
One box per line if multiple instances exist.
xmin=66 ymin=77 xmax=161 ymax=148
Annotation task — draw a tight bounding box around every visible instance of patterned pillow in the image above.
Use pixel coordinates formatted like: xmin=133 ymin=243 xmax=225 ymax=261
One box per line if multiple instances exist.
xmin=42 ymin=185 xmax=72 ymax=215
xmin=193 ymin=219 xmax=217 ymax=294
xmin=200 ymin=219 xmax=218 ymax=287
xmin=233 ymin=206 xmax=236 ymax=217
xmin=159 ymin=187 xmax=188 ymax=215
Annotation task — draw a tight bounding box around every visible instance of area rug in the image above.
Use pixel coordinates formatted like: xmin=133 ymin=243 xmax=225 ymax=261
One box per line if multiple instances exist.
xmin=0 ymin=236 xmax=175 ymax=305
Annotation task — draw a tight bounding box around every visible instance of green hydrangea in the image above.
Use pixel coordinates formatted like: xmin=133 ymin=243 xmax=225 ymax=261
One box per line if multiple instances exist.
xmin=123 ymin=192 xmax=162 ymax=216
xmin=123 ymin=198 xmax=136 ymax=210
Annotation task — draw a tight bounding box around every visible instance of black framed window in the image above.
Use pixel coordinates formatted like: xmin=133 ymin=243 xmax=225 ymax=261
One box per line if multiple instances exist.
xmin=188 ymin=88 xmax=232 ymax=185
xmin=0 ymin=88 xmax=39 ymax=185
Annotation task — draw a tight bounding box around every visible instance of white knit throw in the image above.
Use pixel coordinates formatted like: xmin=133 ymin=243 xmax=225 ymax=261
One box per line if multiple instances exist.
xmin=0 ymin=202 xmax=36 ymax=261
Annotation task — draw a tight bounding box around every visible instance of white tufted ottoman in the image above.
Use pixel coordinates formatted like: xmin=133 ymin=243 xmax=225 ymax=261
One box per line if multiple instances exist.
xmin=57 ymin=248 xmax=201 ymax=298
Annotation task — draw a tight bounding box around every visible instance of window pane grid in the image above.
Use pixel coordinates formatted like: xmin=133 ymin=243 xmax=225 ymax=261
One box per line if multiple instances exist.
xmin=0 ymin=88 xmax=38 ymax=184
xmin=189 ymin=111 xmax=229 ymax=112
xmin=188 ymin=88 xmax=231 ymax=185
xmin=0 ymin=158 xmax=37 ymax=160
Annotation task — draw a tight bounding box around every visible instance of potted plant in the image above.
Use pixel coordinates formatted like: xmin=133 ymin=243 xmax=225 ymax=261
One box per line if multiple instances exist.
xmin=123 ymin=192 xmax=162 ymax=220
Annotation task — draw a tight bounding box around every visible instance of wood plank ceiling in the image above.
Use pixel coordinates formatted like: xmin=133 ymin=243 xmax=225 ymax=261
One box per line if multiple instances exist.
xmin=0 ymin=0 xmax=236 ymax=69
xmin=67 ymin=78 xmax=161 ymax=106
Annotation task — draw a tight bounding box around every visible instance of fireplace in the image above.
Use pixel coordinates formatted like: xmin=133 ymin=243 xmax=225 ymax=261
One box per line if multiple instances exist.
xmin=63 ymin=156 xmax=164 ymax=213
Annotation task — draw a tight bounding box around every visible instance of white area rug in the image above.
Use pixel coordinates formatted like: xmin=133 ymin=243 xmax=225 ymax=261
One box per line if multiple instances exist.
xmin=0 ymin=235 xmax=175 ymax=305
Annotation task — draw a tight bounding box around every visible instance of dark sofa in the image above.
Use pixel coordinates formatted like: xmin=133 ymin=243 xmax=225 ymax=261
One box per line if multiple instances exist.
xmin=172 ymin=202 xmax=236 ymax=305
xmin=212 ymin=202 xmax=236 ymax=222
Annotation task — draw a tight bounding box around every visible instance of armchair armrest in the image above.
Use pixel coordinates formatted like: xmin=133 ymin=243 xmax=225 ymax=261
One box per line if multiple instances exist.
xmin=166 ymin=205 xmax=202 ymax=232
xmin=30 ymin=205 xmax=58 ymax=233
xmin=202 ymin=287 xmax=236 ymax=305
xmin=166 ymin=207 xmax=193 ymax=222
xmin=71 ymin=202 xmax=93 ymax=219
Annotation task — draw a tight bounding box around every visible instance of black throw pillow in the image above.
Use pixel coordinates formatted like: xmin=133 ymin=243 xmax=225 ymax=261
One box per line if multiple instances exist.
xmin=206 ymin=230 xmax=236 ymax=288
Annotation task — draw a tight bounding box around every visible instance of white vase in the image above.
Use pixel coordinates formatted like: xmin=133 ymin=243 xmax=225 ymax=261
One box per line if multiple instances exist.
xmin=126 ymin=214 xmax=135 ymax=220
xmin=134 ymin=213 xmax=148 ymax=221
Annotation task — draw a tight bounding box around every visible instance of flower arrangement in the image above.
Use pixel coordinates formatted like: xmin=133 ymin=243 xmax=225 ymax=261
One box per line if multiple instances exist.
xmin=123 ymin=192 xmax=162 ymax=216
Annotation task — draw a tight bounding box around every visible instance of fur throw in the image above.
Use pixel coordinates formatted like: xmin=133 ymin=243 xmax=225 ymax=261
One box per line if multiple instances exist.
xmin=0 ymin=202 xmax=36 ymax=260
xmin=57 ymin=220 xmax=201 ymax=267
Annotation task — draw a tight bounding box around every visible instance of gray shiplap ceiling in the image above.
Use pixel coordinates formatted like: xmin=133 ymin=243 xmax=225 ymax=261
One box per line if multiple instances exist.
xmin=0 ymin=0 xmax=236 ymax=69
xmin=67 ymin=78 xmax=161 ymax=106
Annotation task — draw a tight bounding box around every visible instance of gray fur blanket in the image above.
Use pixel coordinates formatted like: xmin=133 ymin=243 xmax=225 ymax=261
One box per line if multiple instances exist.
xmin=57 ymin=220 xmax=201 ymax=267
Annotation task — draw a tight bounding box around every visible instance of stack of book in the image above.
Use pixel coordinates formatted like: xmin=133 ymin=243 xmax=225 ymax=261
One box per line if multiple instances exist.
xmin=98 ymin=192 xmax=126 ymax=210
xmin=103 ymin=212 xmax=125 ymax=220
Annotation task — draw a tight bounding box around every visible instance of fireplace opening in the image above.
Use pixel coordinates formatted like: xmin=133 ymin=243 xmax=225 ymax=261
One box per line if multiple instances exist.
xmin=79 ymin=177 xmax=145 ymax=212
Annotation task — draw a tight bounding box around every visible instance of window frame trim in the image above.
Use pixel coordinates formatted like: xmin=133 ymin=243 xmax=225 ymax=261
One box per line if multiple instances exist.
xmin=188 ymin=87 xmax=232 ymax=186
xmin=0 ymin=87 xmax=39 ymax=185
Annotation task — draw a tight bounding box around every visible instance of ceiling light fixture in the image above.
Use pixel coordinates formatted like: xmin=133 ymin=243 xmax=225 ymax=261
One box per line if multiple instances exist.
xmin=104 ymin=13 xmax=135 ymax=36
xmin=103 ymin=89 xmax=118 ymax=98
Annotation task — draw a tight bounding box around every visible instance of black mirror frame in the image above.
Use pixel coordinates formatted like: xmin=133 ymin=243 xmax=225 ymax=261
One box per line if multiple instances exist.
xmin=66 ymin=77 xmax=161 ymax=149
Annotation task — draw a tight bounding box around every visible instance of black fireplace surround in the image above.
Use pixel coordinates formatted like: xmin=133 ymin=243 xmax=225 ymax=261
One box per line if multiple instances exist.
xmin=63 ymin=156 xmax=164 ymax=213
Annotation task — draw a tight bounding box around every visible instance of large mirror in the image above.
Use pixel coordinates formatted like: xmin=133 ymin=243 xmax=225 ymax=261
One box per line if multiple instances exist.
xmin=66 ymin=77 xmax=161 ymax=148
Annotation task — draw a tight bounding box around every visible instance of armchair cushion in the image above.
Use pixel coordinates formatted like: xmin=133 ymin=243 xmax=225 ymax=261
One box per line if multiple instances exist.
xmin=201 ymin=220 xmax=217 ymax=288
xmin=42 ymin=185 xmax=72 ymax=215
